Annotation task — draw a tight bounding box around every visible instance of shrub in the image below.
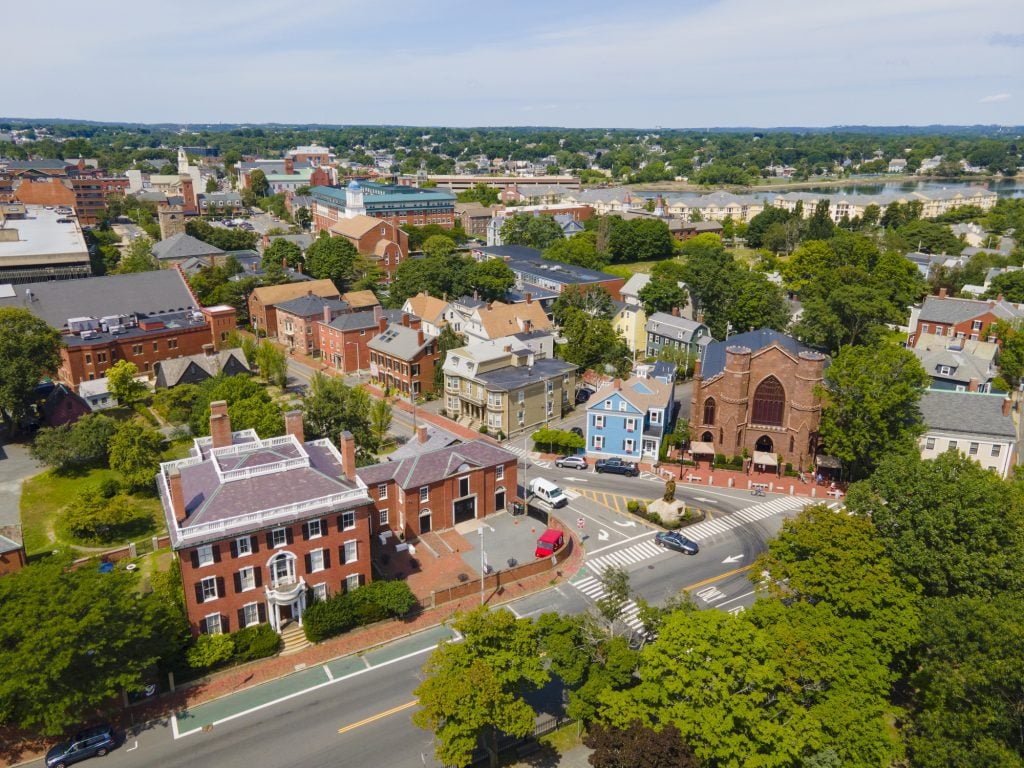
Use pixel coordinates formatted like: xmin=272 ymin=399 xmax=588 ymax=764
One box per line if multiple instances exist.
xmin=646 ymin=511 xmax=664 ymax=526
xmin=714 ymin=453 xmax=727 ymax=466
xmin=133 ymin=402 xmax=159 ymax=426
xmin=479 ymin=424 xmax=489 ymax=434
xmin=97 ymin=477 xmax=120 ymax=499
xmin=62 ymin=488 xmax=151 ymax=544
xmin=303 ymin=595 xmax=356 ymax=643
xmin=302 ymin=580 xmax=418 ymax=643
xmin=626 ymin=500 xmax=640 ymax=515
xmin=232 ymin=624 xmax=280 ymax=662
xmin=187 ymin=633 xmax=235 ymax=670
xmin=358 ymin=580 xmax=417 ymax=616
xmin=730 ymin=455 xmax=743 ymax=469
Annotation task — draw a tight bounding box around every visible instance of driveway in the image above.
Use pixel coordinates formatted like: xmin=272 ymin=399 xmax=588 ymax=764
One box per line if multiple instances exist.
xmin=0 ymin=431 xmax=40 ymax=539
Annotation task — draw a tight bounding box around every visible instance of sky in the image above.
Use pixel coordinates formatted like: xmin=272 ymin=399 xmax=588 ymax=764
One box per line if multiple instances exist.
xmin=5 ymin=0 xmax=1024 ymax=128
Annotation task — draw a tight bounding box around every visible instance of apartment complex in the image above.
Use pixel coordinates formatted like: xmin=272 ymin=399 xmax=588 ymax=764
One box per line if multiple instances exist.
xmin=311 ymin=181 xmax=456 ymax=233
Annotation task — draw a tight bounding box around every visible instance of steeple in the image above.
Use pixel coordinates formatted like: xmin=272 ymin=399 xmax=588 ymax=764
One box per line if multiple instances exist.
xmin=345 ymin=179 xmax=366 ymax=218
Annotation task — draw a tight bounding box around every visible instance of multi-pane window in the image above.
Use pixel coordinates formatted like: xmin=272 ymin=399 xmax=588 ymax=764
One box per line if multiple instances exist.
xmin=312 ymin=583 xmax=328 ymax=602
xmin=271 ymin=527 xmax=288 ymax=547
xmin=307 ymin=519 xmax=323 ymax=539
xmin=925 ymin=437 xmax=936 ymax=450
xmin=595 ymin=415 xmax=605 ymax=429
xmin=236 ymin=536 xmax=252 ymax=556
xmin=625 ymin=418 xmax=636 ymax=432
xmin=379 ymin=509 xmax=389 ymax=526
xmin=341 ymin=511 xmax=356 ymax=531
xmin=200 ymin=576 xmax=218 ymax=602
xmin=239 ymin=567 xmax=255 ymax=591
xmin=420 ymin=486 xmax=429 ymax=503
xmin=496 ymin=465 xmax=504 ymax=481
xmin=593 ymin=435 xmax=605 ymax=449
xmin=197 ymin=545 xmax=214 ymax=567
xmin=969 ymin=442 xmax=979 ymax=456
xmin=459 ymin=476 xmax=470 ymax=497
xmin=992 ymin=444 xmax=1002 ymax=457
xmin=345 ymin=573 xmax=361 ymax=592
xmin=377 ymin=484 xmax=388 ymax=500
xmin=203 ymin=613 xmax=222 ymax=635
xmin=343 ymin=540 xmax=358 ymax=563
xmin=752 ymin=377 xmax=785 ymax=426
xmin=243 ymin=603 xmax=259 ymax=627
xmin=309 ymin=549 xmax=325 ymax=573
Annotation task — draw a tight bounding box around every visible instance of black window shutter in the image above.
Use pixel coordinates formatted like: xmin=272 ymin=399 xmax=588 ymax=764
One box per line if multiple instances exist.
xmin=229 ymin=540 xmax=238 ymax=558
xmin=254 ymin=567 xmax=263 ymax=588
xmin=302 ymin=522 xmax=310 ymax=541
xmin=212 ymin=544 xmax=221 ymax=563
xmin=221 ymin=613 xmax=230 ymax=633
xmin=190 ymin=550 xmax=199 ymax=569
xmin=337 ymin=515 xmax=344 ymax=533
xmin=304 ymin=553 xmax=312 ymax=573
xmin=323 ymin=549 xmax=331 ymax=569
xmin=194 ymin=583 xmax=204 ymax=604
xmin=216 ymin=576 xmax=225 ymax=599
xmin=257 ymin=603 xmax=267 ymax=623
xmin=237 ymin=608 xmax=246 ymax=628
xmin=266 ymin=532 xmax=274 ymax=549
xmin=285 ymin=528 xmax=294 ymax=545
xmin=233 ymin=572 xmax=242 ymax=593
xmin=251 ymin=535 xmax=260 ymax=554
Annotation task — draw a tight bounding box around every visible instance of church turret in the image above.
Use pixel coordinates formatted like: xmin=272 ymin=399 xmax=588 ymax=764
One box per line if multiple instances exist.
xmin=345 ymin=179 xmax=366 ymax=218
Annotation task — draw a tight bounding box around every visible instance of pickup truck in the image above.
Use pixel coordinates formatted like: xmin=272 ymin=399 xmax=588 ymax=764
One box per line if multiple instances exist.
xmin=594 ymin=457 xmax=640 ymax=477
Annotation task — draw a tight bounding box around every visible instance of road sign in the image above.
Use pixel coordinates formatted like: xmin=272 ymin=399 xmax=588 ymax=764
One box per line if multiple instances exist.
xmin=576 ymin=517 xmax=585 ymax=529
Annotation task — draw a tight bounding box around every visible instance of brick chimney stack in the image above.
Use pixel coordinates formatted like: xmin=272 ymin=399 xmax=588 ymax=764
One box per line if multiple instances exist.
xmin=671 ymin=306 xmax=680 ymax=317
xmin=614 ymin=378 xmax=622 ymax=390
xmin=284 ymin=410 xmax=304 ymax=443
xmin=968 ymin=378 xmax=979 ymax=392
xmin=416 ymin=424 xmax=428 ymax=444
xmin=168 ymin=468 xmax=187 ymax=526
xmin=323 ymin=305 xmax=332 ymax=324
xmin=417 ymin=329 xmax=424 ymax=346
xmin=938 ymin=287 xmax=948 ymax=299
xmin=340 ymin=431 xmax=357 ymax=479
xmin=1003 ymin=397 xmax=1013 ymax=417
xmin=378 ymin=316 xmax=388 ymax=334
xmin=373 ymin=304 xmax=383 ymax=322
xmin=401 ymin=313 xmax=410 ymax=328
xmin=526 ymin=293 xmax=533 ymax=304
xmin=202 ymin=343 xmax=216 ymax=357
xmin=284 ymin=156 xmax=294 ymax=175
xmin=209 ymin=400 xmax=232 ymax=448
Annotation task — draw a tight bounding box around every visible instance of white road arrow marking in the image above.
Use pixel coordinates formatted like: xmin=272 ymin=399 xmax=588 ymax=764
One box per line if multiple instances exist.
xmin=613 ymin=520 xmax=637 ymax=527
xmin=598 ymin=529 xmax=610 ymax=541
xmin=722 ymin=554 xmax=744 ymax=564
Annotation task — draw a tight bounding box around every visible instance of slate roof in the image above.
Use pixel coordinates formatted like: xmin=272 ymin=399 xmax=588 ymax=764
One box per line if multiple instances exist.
xmin=152 ymin=232 xmax=224 ymax=262
xmin=387 ymin=426 xmax=461 ymax=461
xmin=918 ymin=295 xmax=1024 ymax=325
xmin=357 ymin=439 xmax=515 ymax=490
xmin=249 ymin=279 xmax=339 ymax=307
xmin=0 ymin=269 xmax=198 ymax=329
xmin=645 ymin=312 xmax=705 ymax=341
xmin=701 ymin=329 xmax=820 ymax=380
xmin=368 ymin=323 xmax=432 ymax=360
xmin=918 ymin=390 xmax=1016 ymax=439
xmin=475 ymin=357 xmax=576 ymax=391
xmin=155 ymin=349 xmax=250 ymax=387
xmin=275 ymin=294 xmax=348 ymax=318
xmin=589 ymin=376 xmax=673 ymax=414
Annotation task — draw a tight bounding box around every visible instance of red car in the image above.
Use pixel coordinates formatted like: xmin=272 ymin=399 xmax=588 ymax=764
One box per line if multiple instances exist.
xmin=535 ymin=528 xmax=565 ymax=558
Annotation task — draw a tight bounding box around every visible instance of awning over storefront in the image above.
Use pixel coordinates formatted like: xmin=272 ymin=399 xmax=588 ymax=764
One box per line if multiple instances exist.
xmin=753 ymin=450 xmax=778 ymax=467
xmin=689 ymin=441 xmax=715 ymax=456
xmin=815 ymin=455 xmax=842 ymax=470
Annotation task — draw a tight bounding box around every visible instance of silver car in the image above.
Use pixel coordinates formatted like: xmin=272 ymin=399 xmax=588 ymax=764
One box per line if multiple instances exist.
xmin=555 ymin=455 xmax=588 ymax=470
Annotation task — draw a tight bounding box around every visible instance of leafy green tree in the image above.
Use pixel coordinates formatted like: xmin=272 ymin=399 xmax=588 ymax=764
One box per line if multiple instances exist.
xmin=455 ymin=183 xmax=499 ymax=206
xmin=782 ymin=241 xmax=839 ymax=295
xmin=792 ymin=270 xmax=903 ymax=355
xmin=607 ymin=217 xmax=675 ymax=263
xmin=305 ymin=233 xmax=357 ymax=289
xmin=434 ymin=326 xmax=465 ymax=391
xmin=745 ymin=205 xmax=796 ymax=249
xmin=228 ymin=395 xmax=284 ymax=437
xmin=369 ymin=398 xmax=392 ymax=452
xmin=188 ymin=374 xmax=278 ymax=435
xmin=389 ymin=253 xmax=473 ymax=307
xmin=62 ymin=487 xmax=149 ymax=544
xmin=30 ymin=414 xmax=119 ymax=472
xmin=804 ymin=199 xmax=836 ymax=241
xmin=263 ymin=238 xmax=303 ymax=271
xmin=559 ymin=310 xmax=630 ymax=376
xmin=106 ymin=359 xmax=147 ymax=405
xmin=724 ymin=270 xmax=791 ymax=337
xmin=466 ymin=258 xmax=515 ymax=302
xmin=413 ymin=607 xmax=549 ymax=768
xmin=845 ymin=450 xmax=1024 ymax=598
xmin=818 ymin=344 xmax=929 ymax=479
xmin=108 ymin=421 xmax=163 ymax=492
xmin=421 ymin=234 xmax=457 ymax=260
xmin=500 ymin=213 xmax=564 ymax=250
xmin=303 ymin=373 xmax=373 ymax=454
xmin=649 ymin=258 xmax=688 ymax=284
xmin=205 ymin=177 xmax=218 ymax=193
xmin=551 ymin=285 xmax=615 ymax=326
xmin=638 ymin=279 xmax=688 ymax=316
xmin=585 ymin=722 xmax=699 ymax=768
xmin=986 ymin=270 xmax=1024 ymax=302
xmin=594 ymin=564 xmax=632 ymax=637
xmin=248 ymin=169 xmax=269 ymax=198
xmin=896 ymin=220 xmax=964 ymax=255
xmin=907 ymin=593 xmax=1024 ymax=767
xmin=543 ymin=231 xmax=609 ymax=270
xmin=186 ymin=219 xmax=257 ymax=251
xmin=754 ymin=505 xmax=921 ymax=656
xmin=114 ymin=236 xmax=159 ymax=274
xmin=255 ymin=340 xmax=288 ymax=388
xmin=0 ymin=554 xmax=183 ymax=735
xmin=0 ymin=308 xmax=63 ymax=435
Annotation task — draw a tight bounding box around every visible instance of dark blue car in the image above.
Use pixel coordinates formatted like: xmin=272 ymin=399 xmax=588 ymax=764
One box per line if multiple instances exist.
xmin=655 ymin=531 xmax=700 ymax=555
xmin=46 ymin=724 xmax=117 ymax=768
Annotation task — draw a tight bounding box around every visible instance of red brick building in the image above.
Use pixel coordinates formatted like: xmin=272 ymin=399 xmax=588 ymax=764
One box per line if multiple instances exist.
xmin=160 ymin=404 xmax=375 ymax=636
xmin=689 ymin=330 xmax=827 ymax=471
xmin=0 ymin=270 xmax=237 ymax=389
xmin=909 ymin=289 xmax=1024 ymax=348
xmin=357 ymin=441 xmax=517 ymax=540
xmin=247 ymin=279 xmax=341 ymax=338
xmin=311 ymin=181 xmax=456 ymax=234
xmin=367 ymin=316 xmax=440 ymax=398
xmin=274 ymin=294 xmax=349 ymax=355
xmin=4 ymin=159 xmax=128 ymax=224
xmin=0 ymin=534 xmax=26 ymax=576
xmin=329 ymin=215 xmax=409 ymax=283
xmin=318 ymin=306 xmax=393 ymax=373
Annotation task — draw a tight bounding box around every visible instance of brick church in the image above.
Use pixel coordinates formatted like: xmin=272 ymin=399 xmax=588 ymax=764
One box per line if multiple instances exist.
xmin=689 ymin=329 xmax=827 ymax=471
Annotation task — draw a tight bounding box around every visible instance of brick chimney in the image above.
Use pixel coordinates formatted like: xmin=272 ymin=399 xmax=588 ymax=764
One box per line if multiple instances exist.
xmin=416 ymin=424 xmax=428 ymax=444
xmin=1003 ymin=397 xmax=1013 ymax=417
xmin=968 ymin=378 xmax=979 ymax=392
xmin=209 ymin=400 xmax=232 ymax=448
xmin=202 ymin=343 xmax=216 ymax=357
xmin=526 ymin=293 xmax=533 ymax=304
xmin=417 ymin=329 xmax=424 ymax=346
xmin=284 ymin=156 xmax=294 ymax=175
xmin=340 ymin=430 xmax=356 ymax=479
xmin=693 ymin=358 xmax=702 ymax=379
xmin=373 ymin=304 xmax=383 ymax=322
xmin=401 ymin=313 xmax=410 ymax=327
xmin=378 ymin=316 xmax=388 ymax=334
xmin=671 ymin=306 xmax=680 ymax=317
xmin=285 ymin=410 xmax=304 ymax=443
xmin=938 ymin=287 xmax=948 ymax=299
xmin=168 ymin=468 xmax=187 ymax=526
xmin=614 ymin=378 xmax=622 ymax=390
xmin=323 ymin=305 xmax=333 ymax=324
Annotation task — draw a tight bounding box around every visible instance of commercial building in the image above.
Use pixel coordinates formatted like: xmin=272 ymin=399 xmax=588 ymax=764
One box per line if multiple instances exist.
xmin=310 ymin=181 xmax=456 ymax=233
xmin=585 ymin=376 xmax=675 ymax=462
xmin=917 ymin=390 xmax=1017 ymax=478
xmin=357 ymin=440 xmax=517 ymax=540
xmin=0 ymin=269 xmax=237 ymax=389
xmin=0 ymin=204 xmax=91 ymax=284
xmin=159 ymin=404 xmax=374 ymax=635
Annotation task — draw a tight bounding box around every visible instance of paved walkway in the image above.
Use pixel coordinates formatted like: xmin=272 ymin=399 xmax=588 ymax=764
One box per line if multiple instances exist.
xmin=0 ymin=430 xmax=39 ymax=542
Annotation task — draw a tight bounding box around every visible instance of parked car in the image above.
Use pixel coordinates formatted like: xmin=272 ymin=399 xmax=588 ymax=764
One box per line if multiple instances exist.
xmin=46 ymin=724 xmax=117 ymax=768
xmin=594 ymin=457 xmax=639 ymax=477
xmin=569 ymin=427 xmax=584 ymax=438
xmin=654 ymin=531 xmax=700 ymax=555
xmin=555 ymin=455 xmax=588 ymax=470
xmin=575 ymin=388 xmax=593 ymax=404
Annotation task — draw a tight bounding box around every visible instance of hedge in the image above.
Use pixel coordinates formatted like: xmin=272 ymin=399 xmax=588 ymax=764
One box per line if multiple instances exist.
xmin=303 ymin=580 xmax=417 ymax=643
xmin=185 ymin=623 xmax=281 ymax=672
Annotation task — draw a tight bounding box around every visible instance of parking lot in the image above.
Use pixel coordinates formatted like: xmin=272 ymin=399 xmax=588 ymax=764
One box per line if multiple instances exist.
xmin=455 ymin=510 xmax=552 ymax=575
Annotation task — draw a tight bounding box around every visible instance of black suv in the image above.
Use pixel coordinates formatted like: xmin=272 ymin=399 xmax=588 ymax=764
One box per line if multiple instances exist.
xmin=46 ymin=724 xmax=117 ymax=768
xmin=594 ymin=457 xmax=640 ymax=477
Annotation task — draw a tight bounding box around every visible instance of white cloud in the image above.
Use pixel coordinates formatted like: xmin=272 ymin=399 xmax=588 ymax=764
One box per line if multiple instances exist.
xmin=979 ymin=93 xmax=1011 ymax=103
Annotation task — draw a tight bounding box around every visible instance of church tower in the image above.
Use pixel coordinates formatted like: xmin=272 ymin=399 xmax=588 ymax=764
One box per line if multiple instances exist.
xmin=345 ymin=179 xmax=366 ymax=218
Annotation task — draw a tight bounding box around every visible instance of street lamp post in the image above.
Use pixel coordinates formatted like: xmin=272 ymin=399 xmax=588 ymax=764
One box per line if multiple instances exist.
xmin=479 ymin=527 xmax=486 ymax=606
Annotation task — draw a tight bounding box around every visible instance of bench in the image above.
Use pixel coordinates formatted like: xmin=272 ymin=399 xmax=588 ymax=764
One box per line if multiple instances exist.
xmin=686 ymin=474 xmax=702 ymax=483
xmin=827 ymin=488 xmax=844 ymax=498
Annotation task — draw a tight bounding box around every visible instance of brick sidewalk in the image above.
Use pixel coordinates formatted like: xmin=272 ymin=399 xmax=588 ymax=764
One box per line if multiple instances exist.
xmin=1 ymin=531 xmax=584 ymax=767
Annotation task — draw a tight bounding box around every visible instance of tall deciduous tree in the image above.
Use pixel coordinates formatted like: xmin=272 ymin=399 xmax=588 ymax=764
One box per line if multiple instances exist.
xmin=305 ymin=233 xmax=357 ymax=290
xmin=0 ymin=554 xmax=184 ymax=735
xmin=255 ymin=340 xmax=288 ymax=388
xmin=466 ymin=259 xmax=515 ymax=302
xmin=303 ymin=373 xmax=373 ymax=455
xmin=263 ymin=238 xmax=303 ymax=271
xmin=434 ymin=326 xmax=465 ymax=391
xmin=413 ymin=608 xmax=548 ymax=768
xmin=817 ymin=344 xmax=929 ymax=480
xmin=369 ymin=398 xmax=392 ymax=451
xmin=108 ymin=421 xmax=163 ymax=492
xmin=551 ymin=285 xmax=615 ymax=326
xmin=114 ymin=236 xmax=159 ymax=274
xmin=638 ymin=279 xmax=688 ymax=316
xmin=105 ymin=359 xmax=147 ymax=405
xmin=248 ymin=168 xmax=269 ymax=198
xmin=0 ymin=308 xmax=63 ymax=435
xmin=500 ymin=213 xmax=564 ymax=251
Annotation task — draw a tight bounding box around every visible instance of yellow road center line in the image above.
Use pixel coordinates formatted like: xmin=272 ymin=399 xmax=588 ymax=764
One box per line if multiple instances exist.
xmin=684 ymin=565 xmax=753 ymax=591
xmin=338 ymin=699 xmax=418 ymax=734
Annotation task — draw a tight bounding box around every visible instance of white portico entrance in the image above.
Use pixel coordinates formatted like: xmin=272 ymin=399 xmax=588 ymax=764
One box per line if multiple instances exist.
xmin=265 ymin=551 xmax=307 ymax=631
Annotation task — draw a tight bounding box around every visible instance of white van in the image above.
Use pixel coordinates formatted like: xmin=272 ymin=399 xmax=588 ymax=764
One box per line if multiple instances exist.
xmin=528 ymin=477 xmax=569 ymax=508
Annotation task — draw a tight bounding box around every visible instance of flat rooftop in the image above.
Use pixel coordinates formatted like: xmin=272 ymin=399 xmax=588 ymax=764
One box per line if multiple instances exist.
xmin=0 ymin=206 xmax=89 ymax=268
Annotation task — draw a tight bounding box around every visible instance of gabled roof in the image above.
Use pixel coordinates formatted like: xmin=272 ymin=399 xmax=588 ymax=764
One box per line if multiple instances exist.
xmin=275 ymin=294 xmax=348 ymax=318
xmin=701 ymin=329 xmax=819 ymax=380
xmin=473 ymin=300 xmax=551 ymax=339
xmin=387 ymin=426 xmax=461 ymax=461
xmin=250 ymin=279 xmax=340 ymax=307
xmin=404 ymin=292 xmax=448 ymax=324
xmin=357 ymin=439 xmax=515 ymax=490
xmin=342 ymin=289 xmax=380 ymax=309
xmin=918 ymin=295 xmax=1024 ymax=325
xmin=330 ymin=214 xmax=387 ymax=239
xmin=645 ymin=312 xmax=705 ymax=340
xmin=156 ymin=349 xmax=250 ymax=387
xmin=588 ymin=376 xmax=673 ymax=414
xmin=620 ymin=272 xmax=650 ymax=299
xmin=368 ymin=323 xmax=432 ymax=360
xmin=151 ymin=232 xmax=225 ymax=262
xmin=918 ymin=390 xmax=1016 ymax=439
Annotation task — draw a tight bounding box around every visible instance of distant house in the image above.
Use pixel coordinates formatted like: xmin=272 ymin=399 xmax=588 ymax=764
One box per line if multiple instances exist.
xmin=909 ymin=289 xmax=1024 ymax=348
xmin=151 ymin=232 xmax=225 ymax=265
xmin=41 ymin=384 xmax=92 ymax=427
xmin=910 ymin=333 xmax=999 ymax=392
xmin=368 ymin=319 xmax=439 ymax=398
xmin=248 ymin=279 xmax=341 ymax=338
xmin=155 ymin=347 xmax=250 ymax=388
xmin=645 ymin=312 xmax=711 ymax=361
xmin=888 ymin=158 xmax=908 ymax=173
xmin=918 ymin=390 xmax=1017 ymax=478
xmin=0 ymin=533 xmax=26 ymax=576
xmin=585 ymin=376 xmax=675 ymax=462
xmin=402 ymin=292 xmax=449 ymax=337
xmin=78 ymin=376 xmax=120 ymax=410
